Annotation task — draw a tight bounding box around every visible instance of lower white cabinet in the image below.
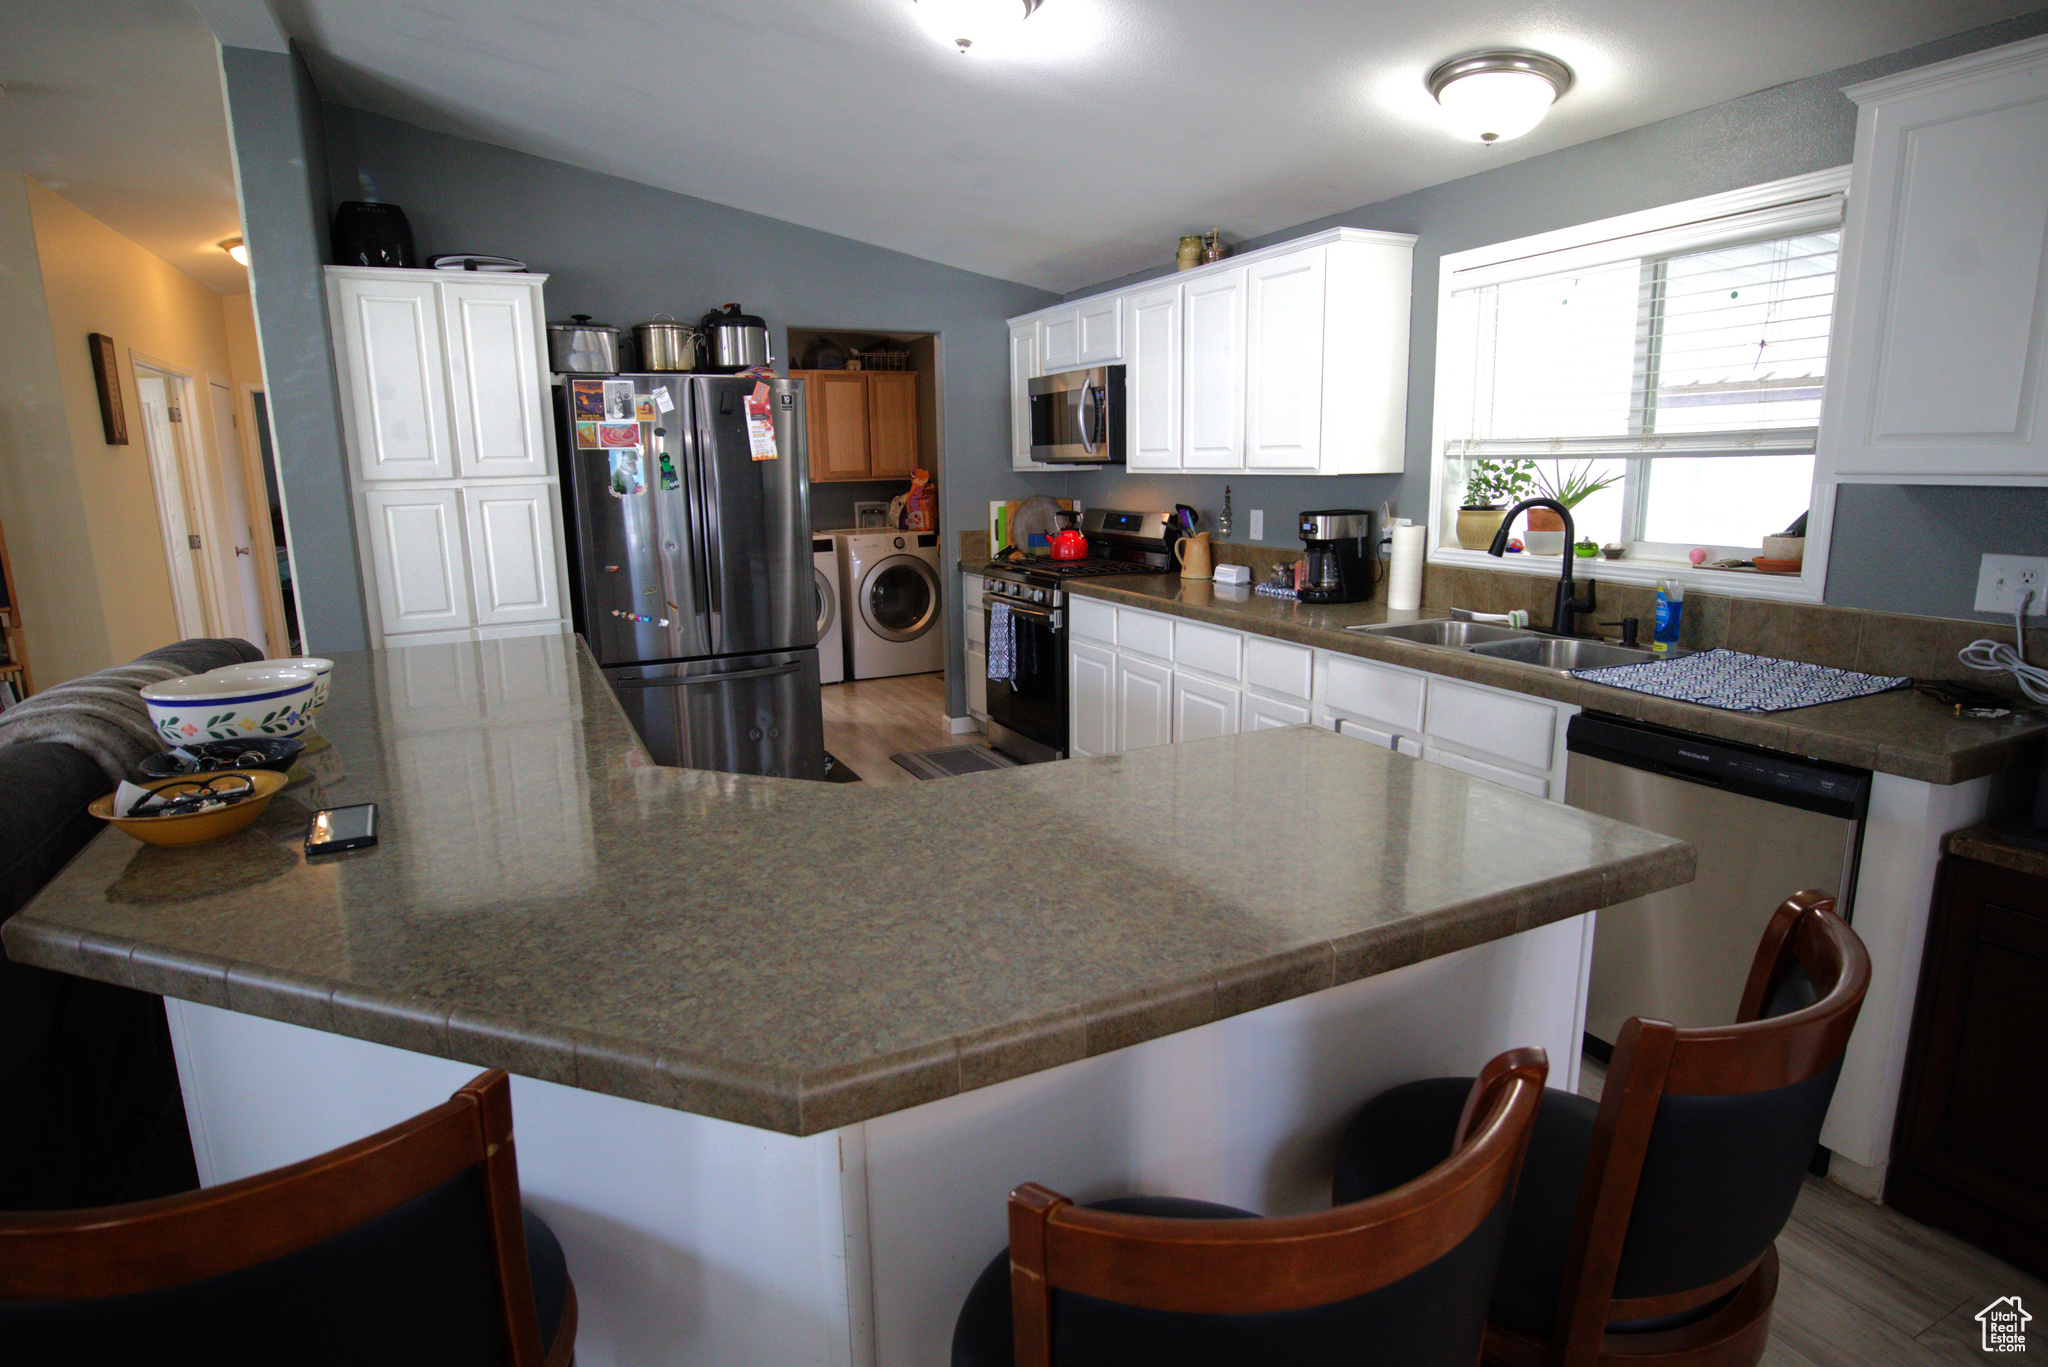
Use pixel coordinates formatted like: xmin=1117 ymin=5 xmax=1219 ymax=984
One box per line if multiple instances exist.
xmin=1116 ymin=653 xmax=1174 ymax=752
xmin=361 ymin=487 xmax=472 ymax=637
xmin=463 ymin=483 xmax=563 ymax=627
xmin=1245 ymin=694 xmax=1311 ymax=730
xmin=1173 ymin=671 xmax=1241 ymax=743
xmin=1069 ymin=639 xmax=1115 ymax=757
xmin=963 ymin=573 xmax=988 ymax=722
xmin=1320 ymin=651 xmax=1575 ymax=800
xmin=358 ymin=482 xmax=569 ymax=647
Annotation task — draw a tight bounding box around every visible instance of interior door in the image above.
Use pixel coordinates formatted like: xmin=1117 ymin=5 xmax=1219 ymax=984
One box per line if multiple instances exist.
xmin=692 ymin=376 xmax=812 ymax=658
xmin=135 ymin=373 xmax=211 ymax=637
xmin=209 ymin=379 xmax=269 ymax=653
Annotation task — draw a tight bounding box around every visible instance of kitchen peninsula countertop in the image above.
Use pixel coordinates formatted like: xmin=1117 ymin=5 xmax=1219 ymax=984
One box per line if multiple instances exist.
xmin=2 ymin=634 xmax=1690 ymax=1137
xmin=1039 ymin=571 xmax=2047 ymax=786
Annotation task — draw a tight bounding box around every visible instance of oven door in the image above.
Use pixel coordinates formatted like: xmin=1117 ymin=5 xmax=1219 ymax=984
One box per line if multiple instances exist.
xmin=983 ymin=595 xmax=1065 ymax=760
xmin=1028 ymin=366 xmax=1125 ymax=465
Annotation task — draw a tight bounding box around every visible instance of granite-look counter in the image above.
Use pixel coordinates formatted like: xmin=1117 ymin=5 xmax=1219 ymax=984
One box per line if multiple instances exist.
xmin=2 ymin=633 xmax=1690 ymax=1137
xmin=1049 ymin=573 xmax=2046 ymax=786
xmin=1947 ymin=821 xmax=2048 ymax=881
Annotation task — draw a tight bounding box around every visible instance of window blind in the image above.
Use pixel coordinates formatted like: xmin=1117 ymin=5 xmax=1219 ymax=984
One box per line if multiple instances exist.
xmin=1442 ymin=223 xmax=1840 ymax=461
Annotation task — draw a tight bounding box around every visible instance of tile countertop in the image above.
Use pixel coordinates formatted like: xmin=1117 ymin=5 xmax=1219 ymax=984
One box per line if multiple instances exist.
xmin=1 ymin=634 xmax=1690 ymax=1138
xmin=1041 ymin=573 xmax=2048 ymax=787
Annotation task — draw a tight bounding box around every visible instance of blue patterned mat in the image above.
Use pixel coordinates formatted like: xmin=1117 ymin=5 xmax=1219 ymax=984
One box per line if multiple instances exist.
xmin=1570 ymin=647 xmax=1912 ymax=714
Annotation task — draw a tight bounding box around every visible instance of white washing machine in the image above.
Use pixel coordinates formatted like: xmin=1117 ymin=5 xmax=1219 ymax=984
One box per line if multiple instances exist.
xmin=813 ymin=536 xmax=845 ymax=685
xmin=836 ymin=530 xmax=943 ymax=680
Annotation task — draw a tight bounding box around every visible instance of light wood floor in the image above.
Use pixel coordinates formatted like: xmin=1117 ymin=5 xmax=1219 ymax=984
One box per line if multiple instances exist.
xmin=820 ymin=671 xmax=958 ymax=785
xmin=1578 ymin=1054 xmax=2044 ymax=1364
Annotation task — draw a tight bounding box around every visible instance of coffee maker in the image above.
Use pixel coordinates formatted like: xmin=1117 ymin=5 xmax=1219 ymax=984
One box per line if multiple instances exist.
xmin=1298 ymin=510 xmax=1375 ymax=604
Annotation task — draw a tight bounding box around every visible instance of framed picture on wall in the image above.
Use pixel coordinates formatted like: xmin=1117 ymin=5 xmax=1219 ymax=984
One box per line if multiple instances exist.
xmin=88 ymin=333 xmax=126 ymax=445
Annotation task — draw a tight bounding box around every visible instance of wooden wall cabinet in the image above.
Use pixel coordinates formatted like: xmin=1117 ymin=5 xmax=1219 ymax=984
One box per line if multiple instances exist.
xmin=1888 ymin=850 xmax=2048 ymax=1277
xmin=794 ymin=370 xmax=921 ymax=482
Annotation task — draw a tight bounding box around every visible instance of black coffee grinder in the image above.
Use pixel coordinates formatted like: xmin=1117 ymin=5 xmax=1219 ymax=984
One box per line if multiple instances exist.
xmin=1298 ymin=509 xmax=1375 ymax=604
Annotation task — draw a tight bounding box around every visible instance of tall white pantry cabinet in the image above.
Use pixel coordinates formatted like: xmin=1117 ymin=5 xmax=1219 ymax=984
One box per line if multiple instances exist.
xmin=326 ymin=267 xmax=572 ymax=647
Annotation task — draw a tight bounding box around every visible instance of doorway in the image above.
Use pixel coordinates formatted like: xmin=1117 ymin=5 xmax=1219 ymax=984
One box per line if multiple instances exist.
xmin=246 ymin=392 xmax=303 ymax=655
xmin=132 ymin=363 xmax=218 ymax=639
xmin=208 ymin=378 xmax=273 ymax=655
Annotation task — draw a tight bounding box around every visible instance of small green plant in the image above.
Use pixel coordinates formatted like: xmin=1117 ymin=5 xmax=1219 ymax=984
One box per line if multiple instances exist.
xmin=1461 ymin=459 xmax=1535 ymax=509
xmin=1532 ymin=459 xmax=1623 ymax=509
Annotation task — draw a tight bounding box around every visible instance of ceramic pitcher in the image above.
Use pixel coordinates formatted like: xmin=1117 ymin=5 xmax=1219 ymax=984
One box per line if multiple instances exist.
xmin=1174 ymin=531 xmax=1214 ymax=581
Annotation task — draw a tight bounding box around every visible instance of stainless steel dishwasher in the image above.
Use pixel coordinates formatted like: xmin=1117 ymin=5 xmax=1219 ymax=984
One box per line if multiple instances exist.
xmin=1566 ymin=712 xmax=1869 ymax=1046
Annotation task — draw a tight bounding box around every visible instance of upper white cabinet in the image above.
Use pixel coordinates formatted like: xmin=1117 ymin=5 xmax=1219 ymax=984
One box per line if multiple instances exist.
xmin=1825 ymin=36 xmax=2048 ymax=484
xmin=329 ymin=266 xmax=570 ymax=647
xmin=332 ymin=274 xmax=453 ymax=482
xmin=1009 ymin=318 xmax=1059 ymax=472
xmin=1006 ymin=226 xmax=1415 ymax=477
xmin=1183 ymin=267 xmax=1249 ymax=470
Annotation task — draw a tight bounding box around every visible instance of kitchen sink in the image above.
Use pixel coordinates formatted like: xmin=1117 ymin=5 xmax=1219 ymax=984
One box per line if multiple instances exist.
xmin=1468 ymin=637 xmax=1661 ymax=671
xmin=1345 ymin=619 xmax=1535 ymax=647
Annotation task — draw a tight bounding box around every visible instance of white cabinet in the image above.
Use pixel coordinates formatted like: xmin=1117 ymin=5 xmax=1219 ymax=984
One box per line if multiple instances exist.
xmin=329 ymin=266 xmax=570 ymax=648
xmin=963 ymin=573 xmax=988 ymax=723
xmin=440 ymin=279 xmax=551 ymax=480
xmin=1125 ymin=284 xmax=1182 ymax=470
xmin=1009 ymin=319 xmax=1058 ymax=472
xmin=1182 ymin=266 xmax=1249 ymax=470
xmin=1004 ymin=226 xmax=1413 ymax=477
xmin=332 ymin=274 xmax=452 ymax=482
xmin=361 ymin=487 xmax=470 ymax=637
xmin=1069 ymin=639 xmax=1115 ymax=757
xmin=1245 ymin=695 xmax=1312 ymax=730
xmin=1825 ymin=36 xmax=2048 ymax=484
xmin=1172 ymin=671 xmax=1240 ymax=743
xmin=1246 ymin=249 xmax=1326 ymax=470
xmin=1039 ymin=308 xmax=1082 ymax=373
xmin=1115 ymin=653 xmax=1174 ymax=752
xmin=1077 ymin=296 xmax=1123 ymax=364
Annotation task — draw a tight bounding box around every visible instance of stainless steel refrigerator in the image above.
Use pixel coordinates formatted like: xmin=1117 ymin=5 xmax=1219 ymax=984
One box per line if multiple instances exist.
xmin=557 ymin=373 xmax=825 ymax=780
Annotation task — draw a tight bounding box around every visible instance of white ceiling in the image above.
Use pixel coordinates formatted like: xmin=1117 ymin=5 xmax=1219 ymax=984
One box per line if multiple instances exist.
xmin=0 ymin=0 xmax=249 ymax=294
xmin=282 ymin=0 xmax=2039 ymax=292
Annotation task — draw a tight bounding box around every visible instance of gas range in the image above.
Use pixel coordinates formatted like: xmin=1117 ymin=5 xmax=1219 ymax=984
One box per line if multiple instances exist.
xmin=980 ymin=556 xmax=1162 ymax=607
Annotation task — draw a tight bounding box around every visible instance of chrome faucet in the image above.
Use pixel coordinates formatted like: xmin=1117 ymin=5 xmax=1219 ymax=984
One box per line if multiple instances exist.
xmin=1486 ymin=498 xmax=1595 ymax=637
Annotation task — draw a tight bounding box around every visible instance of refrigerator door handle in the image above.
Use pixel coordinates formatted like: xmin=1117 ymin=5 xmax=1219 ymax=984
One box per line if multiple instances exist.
xmin=695 ymin=448 xmax=725 ymax=625
xmin=682 ymin=660 xmax=802 ymax=687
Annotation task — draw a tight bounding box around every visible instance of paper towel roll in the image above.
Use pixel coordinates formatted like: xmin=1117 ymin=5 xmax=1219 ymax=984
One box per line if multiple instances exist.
xmin=1387 ymin=522 xmax=1426 ymax=611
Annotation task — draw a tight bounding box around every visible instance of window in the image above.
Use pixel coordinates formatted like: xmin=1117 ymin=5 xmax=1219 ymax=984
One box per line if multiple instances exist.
xmin=1428 ymin=168 xmax=1851 ymax=600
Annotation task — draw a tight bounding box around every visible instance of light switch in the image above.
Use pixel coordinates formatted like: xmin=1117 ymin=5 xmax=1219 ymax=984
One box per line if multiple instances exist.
xmin=1249 ymin=509 xmax=1264 ymax=540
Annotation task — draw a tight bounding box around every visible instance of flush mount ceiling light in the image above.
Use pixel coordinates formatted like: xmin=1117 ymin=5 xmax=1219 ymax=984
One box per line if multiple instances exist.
xmin=1427 ymin=51 xmax=1572 ymax=143
xmin=219 ymin=236 xmax=249 ymax=266
xmin=916 ymin=0 xmax=1042 ymax=53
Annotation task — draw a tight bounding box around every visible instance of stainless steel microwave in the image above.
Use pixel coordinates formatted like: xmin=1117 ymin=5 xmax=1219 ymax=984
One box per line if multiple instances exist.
xmin=1028 ymin=365 xmax=1126 ymax=464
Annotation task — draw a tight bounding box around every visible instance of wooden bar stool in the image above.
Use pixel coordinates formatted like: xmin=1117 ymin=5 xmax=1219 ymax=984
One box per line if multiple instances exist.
xmin=952 ymin=1046 xmax=1549 ymax=1367
xmin=1334 ymin=890 xmax=1870 ymax=1367
xmin=0 ymin=1069 xmax=576 ymax=1367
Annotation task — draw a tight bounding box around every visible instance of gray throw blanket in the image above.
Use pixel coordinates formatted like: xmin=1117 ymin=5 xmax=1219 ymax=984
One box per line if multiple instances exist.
xmin=0 ymin=661 xmax=194 ymax=785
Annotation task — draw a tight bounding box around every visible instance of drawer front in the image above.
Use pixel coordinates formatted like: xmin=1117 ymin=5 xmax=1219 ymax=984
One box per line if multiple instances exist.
xmin=1322 ymin=653 xmax=1425 ymax=733
xmin=963 ymin=575 xmax=986 ymax=646
xmin=1244 ymin=636 xmax=1312 ymax=699
xmin=1245 ymin=695 xmax=1310 ymax=731
xmin=1422 ymin=743 xmax=1551 ymax=799
xmin=1118 ymin=606 xmax=1175 ymax=660
xmin=1070 ymin=595 xmax=1116 ymax=643
xmin=1423 ymin=678 xmax=1559 ymax=775
xmin=1173 ymin=619 xmax=1243 ymax=681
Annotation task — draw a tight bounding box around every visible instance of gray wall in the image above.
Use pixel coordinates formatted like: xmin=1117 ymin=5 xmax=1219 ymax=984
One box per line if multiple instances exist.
xmin=321 ymin=106 xmax=1058 ymax=714
xmin=220 ymin=45 xmax=369 ymax=653
xmin=1058 ymin=8 xmax=2048 ymax=624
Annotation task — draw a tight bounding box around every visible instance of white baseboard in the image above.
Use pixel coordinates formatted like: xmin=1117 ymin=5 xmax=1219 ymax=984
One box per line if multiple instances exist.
xmin=947 ymin=714 xmax=984 ymax=736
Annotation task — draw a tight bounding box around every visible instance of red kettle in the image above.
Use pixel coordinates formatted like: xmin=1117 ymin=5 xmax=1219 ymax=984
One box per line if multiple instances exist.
xmin=1049 ymin=511 xmax=1088 ymax=561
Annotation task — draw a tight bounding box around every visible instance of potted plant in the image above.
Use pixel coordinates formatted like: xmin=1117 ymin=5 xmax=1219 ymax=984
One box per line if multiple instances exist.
xmin=1525 ymin=460 xmax=1623 ymax=555
xmin=1454 ymin=459 xmax=1534 ymax=549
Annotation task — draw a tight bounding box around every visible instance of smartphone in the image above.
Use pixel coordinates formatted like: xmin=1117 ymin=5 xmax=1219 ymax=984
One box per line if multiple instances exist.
xmin=306 ymin=803 xmax=378 ymax=856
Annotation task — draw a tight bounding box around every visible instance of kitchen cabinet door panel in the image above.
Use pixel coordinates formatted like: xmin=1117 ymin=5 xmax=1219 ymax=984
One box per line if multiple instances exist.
xmin=1245 ymin=695 xmax=1311 ymax=731
xmin=363 ymin=487 xmax=471 ymax=636
xmin=867 ymin=372 xmax=920 ymax=479
xmin=1246 ymin=249 xmax=1326 ymax=470
xmin=1077 ymin=296 xmax=1123 ymax=364
xmin=441 ymin=280 xmax=549 ymax=479
xmin=1010 ymin=321 xmax=1046 ymax=471
xmin=335 ymin=276 xmax=452 ymax=482
xmin=1115 ymin=653 xmax=1173 ymax=752
xmin=1126 ymin=285 xmax=1183 ymax=469
xmin=806 ymin=372 xmax=872 ymax=481
xmin=966 ymin=643 xmax=989 ymax=721
xmin=1182 ymin=268 xmax=1247 ymax=470
xmin=463 ymin=483 xmax=562 ymax=625
xmin=1039 ymin=308 xmax=1081 ymax=372
xmin=1173 ymin=672 xmax=1240 ymax=743
xmin=1423 ymin=677 xmax=1559 ymax=775
xmin=1069 ymin=639 xmax=1115 ymax=757
xmin=1422 ymin=743 xmax=1551 ymax=799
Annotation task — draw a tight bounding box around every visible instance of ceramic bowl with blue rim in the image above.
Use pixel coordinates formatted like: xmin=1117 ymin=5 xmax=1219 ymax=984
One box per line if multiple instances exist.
xmin=140 ymin=666 xmax=316 ymax=745
xmin=208 ymin=657 xmax=335 ymax=714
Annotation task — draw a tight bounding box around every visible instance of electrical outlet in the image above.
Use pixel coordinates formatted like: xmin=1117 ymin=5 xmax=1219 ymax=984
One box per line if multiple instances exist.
xmin=1249 ymin=509 xmax=1264 ymax=540
xmin=1975 ymin=554 xmax=2048 ymax=613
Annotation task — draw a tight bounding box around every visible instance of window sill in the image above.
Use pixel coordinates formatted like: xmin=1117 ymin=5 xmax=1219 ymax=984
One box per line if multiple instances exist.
xmin=1427 ymin=546 xmax=1824 ymax=603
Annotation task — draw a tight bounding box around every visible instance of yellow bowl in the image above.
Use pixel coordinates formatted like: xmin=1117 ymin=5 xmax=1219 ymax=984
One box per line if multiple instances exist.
xmin=90 ymin=769 xmax=289 ymax=847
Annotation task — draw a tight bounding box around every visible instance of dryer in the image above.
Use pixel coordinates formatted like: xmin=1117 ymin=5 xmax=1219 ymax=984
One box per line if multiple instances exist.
xmin=813 ymin=536 xmax=845 ymax=685
xmin=837 ymin=530 xmax=943 ymax=680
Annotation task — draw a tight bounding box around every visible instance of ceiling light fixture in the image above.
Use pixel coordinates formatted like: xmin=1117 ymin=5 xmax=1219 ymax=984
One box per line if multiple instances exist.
xmin=1427 ymin=51 xmax=1572 ymax=144
xmin=220 ymin=236 xmax=249 ymax=266
xmin=917 ymin=0 xmax=1042 ymax=53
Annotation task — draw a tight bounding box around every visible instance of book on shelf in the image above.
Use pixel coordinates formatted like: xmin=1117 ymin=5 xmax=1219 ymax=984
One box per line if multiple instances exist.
xmin=0 ymin=680 xmax=17 ymax=710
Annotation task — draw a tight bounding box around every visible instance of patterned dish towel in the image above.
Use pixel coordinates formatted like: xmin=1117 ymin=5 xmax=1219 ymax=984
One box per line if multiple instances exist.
xmin=987 ymin=602 xmax=1016 ymax=684
xmin=1570 ymin=647 xmax=1911 ymax=714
